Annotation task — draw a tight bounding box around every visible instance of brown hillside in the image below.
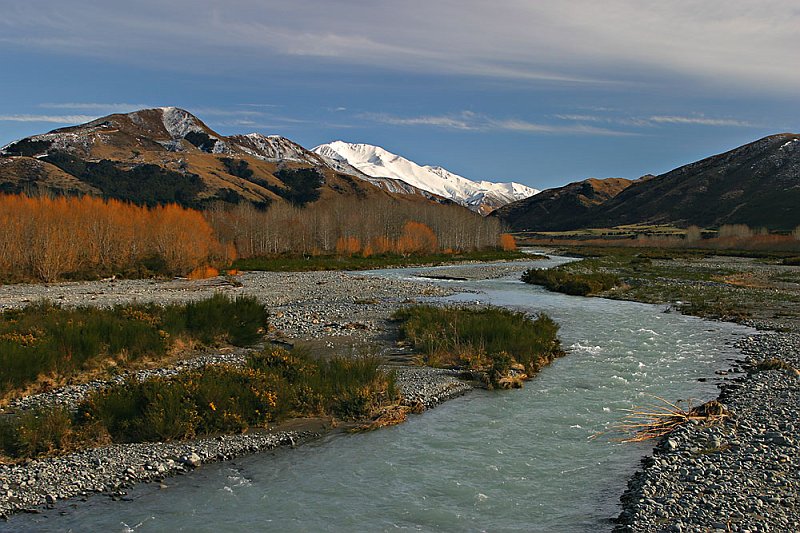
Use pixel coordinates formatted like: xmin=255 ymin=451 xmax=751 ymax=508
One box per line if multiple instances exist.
xmin=0 ymin=107 xmax=448 ymax=210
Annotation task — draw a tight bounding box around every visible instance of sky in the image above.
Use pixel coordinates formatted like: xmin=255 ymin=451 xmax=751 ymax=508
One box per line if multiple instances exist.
xmin=1 ymin=0 xmax=798 ymax=190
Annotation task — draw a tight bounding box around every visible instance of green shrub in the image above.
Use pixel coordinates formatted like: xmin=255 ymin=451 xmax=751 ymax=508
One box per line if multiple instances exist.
xmin=0 ymin=295 xmax=268 ymax=397
xmin=521 ymin=268 xmax=620 ymax=296
xmin=392 ymin=305 xmax=563 ymax=377
xmin=163 ymin=294 xmax=267 ymax=346
xmin=0 ymin=408 xmax=73 ymax=458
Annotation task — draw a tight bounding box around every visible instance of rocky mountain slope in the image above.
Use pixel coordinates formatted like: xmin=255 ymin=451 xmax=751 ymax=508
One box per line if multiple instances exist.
xmin=313 ymin=141 xmax=538 ymax=214
xmin=492 ymin=177 xmax=633 ymax=231
xmin=0 ymin=108 xmax=447 ymax=209
xmin=497 ymin=133 xmax=800 ymax=231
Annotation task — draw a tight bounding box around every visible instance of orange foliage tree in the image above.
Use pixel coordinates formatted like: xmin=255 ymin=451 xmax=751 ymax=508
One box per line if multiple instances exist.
xmin=335 ymin=236 xmax=361 ymax=256
xmin=396 ymin=221 xmax=438 ymax=256
xmin=499 ymin=233 xmax=517 ymax=251
xmin=0 ymin=194 xmax=225 ymax=281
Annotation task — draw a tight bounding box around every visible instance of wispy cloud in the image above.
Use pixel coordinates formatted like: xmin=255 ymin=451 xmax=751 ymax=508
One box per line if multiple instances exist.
xmin=38 ymin=102 xmax=151 ymax=113
xmin=647 ymin=115 xmax=754 ymax=127
xmin=364 ymin=111 xmax=633 ymax=136
xmin=555 ymin=111 xmax=754 ymax=128
xmin=0 ymin=114 xmax=96 ymax=123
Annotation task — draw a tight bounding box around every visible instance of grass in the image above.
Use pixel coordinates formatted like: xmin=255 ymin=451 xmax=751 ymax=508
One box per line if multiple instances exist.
xmin=231 ymin=250 xmax=528 ymax=272
xmin=392 ymin=305 xmax=563 ymax=388
xmin=0 ymin=294 xmax=268 ymax=398
xmin=0 ymin=347 xmax=397 ymax=460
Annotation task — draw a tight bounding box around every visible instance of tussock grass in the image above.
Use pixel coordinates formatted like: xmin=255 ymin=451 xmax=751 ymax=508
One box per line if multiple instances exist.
xmin=392 ymin=305 xmax=563 ymax=387
xmin=0 ymin=294 xmax=268 ymax=398
xmin=0 ymin=347 xmax=397 ymax=460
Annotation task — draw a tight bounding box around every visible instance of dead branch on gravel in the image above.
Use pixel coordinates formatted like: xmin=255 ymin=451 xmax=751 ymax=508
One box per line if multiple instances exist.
xmin=599 ymin=396 xmax=730 ymax=443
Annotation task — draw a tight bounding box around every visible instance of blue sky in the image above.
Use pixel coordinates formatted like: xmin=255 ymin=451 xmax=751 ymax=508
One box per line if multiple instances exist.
xmin=1 ymin=1 xmax=798 ymax=190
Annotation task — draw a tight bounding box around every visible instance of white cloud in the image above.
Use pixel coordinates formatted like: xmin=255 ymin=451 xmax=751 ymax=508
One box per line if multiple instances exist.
xmin=556 ymin=112 xmax=754 ymax=128
xmin=648 ymin=115 xmax=753 ymax=127
xmin=365 ymin=111 xmax=633 ymax=136
xmin=2 ymin=1 xmax=799 ymax=92
xmin=0 ymin=114 xmax=96 ymax=123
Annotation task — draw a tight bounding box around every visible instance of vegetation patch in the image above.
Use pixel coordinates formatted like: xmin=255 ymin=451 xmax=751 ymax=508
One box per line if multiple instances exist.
xmin=232 ymin=250 xmax=527 ymax=272
xmin=521 ymin=267 xmax=621 ymax=296
xmin=392 ymin=305 xmax=563 ymax=388
xmin=0 ymin=347 xmax=397 ymax=460
xmin=42 ymin=152 xmax=205 ymax=207
xmin=0 ymin=294 xmax=268 ymax=398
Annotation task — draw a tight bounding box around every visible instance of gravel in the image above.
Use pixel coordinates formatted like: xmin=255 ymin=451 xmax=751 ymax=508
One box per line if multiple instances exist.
xmin=615 ymin=331 xmax=800 ymax=532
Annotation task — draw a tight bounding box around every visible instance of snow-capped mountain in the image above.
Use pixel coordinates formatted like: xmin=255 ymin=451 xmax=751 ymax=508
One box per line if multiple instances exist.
xmin=312 ymin=141 xmax=539 ymax=214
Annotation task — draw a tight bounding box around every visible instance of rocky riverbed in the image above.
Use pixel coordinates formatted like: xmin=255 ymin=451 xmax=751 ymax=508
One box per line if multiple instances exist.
xmin=615 ymin=328 xmax=800 ymax=531
xmin=0 ymin=264 xmax=526 ymax=519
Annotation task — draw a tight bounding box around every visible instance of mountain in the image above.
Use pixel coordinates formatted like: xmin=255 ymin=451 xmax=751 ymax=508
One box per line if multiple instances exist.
xmin=492 ymin=177 xmax=633 ymax=231
xmin=0 ymin=108 xmax=449 ymax=209
xmin=496 ymin=133 xmax=800 ymax=232
xmin=313 ymin=141 xmax=539 ymax=214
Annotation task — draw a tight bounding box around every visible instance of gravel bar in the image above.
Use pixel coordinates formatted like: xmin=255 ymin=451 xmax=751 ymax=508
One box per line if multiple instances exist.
xmin=615 ymin=331 xmax=800 ymax=532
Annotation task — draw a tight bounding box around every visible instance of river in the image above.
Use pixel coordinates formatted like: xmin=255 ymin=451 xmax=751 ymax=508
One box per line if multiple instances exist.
xmin=8 ymin=256 xmax=755 ymax=532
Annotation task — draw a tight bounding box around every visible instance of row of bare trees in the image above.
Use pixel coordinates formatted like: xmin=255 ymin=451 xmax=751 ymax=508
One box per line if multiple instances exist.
xmin=206 ymin=197 xmax=507 ymax=258
xmin=0 ymin=195 xmax=229 ymax=281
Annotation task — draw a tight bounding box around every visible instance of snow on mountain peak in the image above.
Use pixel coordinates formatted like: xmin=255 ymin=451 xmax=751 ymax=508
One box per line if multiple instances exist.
xmin=158 ymin=107 xmax=206 ymax=139
xmin=311 ymin=141 xmax=539 ymax=212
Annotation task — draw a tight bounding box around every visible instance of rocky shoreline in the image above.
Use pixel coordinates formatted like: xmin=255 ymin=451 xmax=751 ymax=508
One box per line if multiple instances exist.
xmin=614 ymin=329 xmax=800 ymax=531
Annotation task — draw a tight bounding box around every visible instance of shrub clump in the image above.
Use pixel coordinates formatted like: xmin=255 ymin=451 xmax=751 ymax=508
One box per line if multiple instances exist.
xmin=0 ymin=294 xmax=268 ymax=398
xmin=521 ymin=268 xmax=621 ymax=296
xmin=392 ymin=305 xmax=563 ymax=388
xmin=1 ymin=347 xmax=397 ymax=460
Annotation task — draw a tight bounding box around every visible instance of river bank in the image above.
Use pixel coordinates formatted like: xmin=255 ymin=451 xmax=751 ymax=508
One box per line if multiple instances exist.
xmin=0 ymin=263 xmax=532 ymax=519
xmin=538 ymin=252 xmax=800 ymax=531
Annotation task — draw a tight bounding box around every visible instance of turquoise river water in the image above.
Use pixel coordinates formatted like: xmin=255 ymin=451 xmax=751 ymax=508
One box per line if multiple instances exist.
xmin=7 ymin=256 xmax=755 ymax=532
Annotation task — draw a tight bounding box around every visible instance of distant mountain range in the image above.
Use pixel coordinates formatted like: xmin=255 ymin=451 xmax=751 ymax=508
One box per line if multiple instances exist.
xmin=496 ymin=133 xmax=800 ymax=231
xmin=2 ymin=109 xmax=796 ymax=231
xmin=313 ymin=141 xmax=538 ymax=215
xmin=0 ymin=108 xmax=535 ymax=214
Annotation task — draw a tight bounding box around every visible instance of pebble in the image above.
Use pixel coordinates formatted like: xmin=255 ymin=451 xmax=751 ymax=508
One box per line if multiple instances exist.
xmin=615 ymin=331 xmax=800 ymax=531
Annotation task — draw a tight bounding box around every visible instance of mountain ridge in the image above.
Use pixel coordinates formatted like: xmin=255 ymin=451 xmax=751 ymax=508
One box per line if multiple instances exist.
xmin=495 ymin=133 xmax=800 ymax=231
xmin=313 ymin=141 xmax=539 ymax=214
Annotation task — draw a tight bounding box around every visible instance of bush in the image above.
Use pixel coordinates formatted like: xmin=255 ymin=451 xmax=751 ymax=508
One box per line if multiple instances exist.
xmin=392 ymin=305 xmax=563 ymax=378
xmin=0 ymin=408 xmax=74 ymax=458
xmin=521 ymin=268 xmax=621 ymax=296
xmin=0 ymin=295 xmax=268 ymax=397
xmin=1 ymin=345 xmax=396 ymax=460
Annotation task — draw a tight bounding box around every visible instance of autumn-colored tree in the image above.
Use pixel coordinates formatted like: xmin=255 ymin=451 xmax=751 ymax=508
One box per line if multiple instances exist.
xmin=396 ymin=221 xmax=438 ymax=256
xmin=684 ymin=226 xmax=702 ymax=243
xmin=499 ymin=233 xmax=517 ymax=251
xmin=0 ymin=194 xmax=224 ymax=281
xmin=335 ymin=236 xmax=361 ymax=256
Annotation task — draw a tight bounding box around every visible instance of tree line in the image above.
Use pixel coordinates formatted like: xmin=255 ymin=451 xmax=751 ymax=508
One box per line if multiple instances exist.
xmin=0 ymin=193 xmax=512 ymax=282
xmin=205 ymin=196 xmax=507 ymax=258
